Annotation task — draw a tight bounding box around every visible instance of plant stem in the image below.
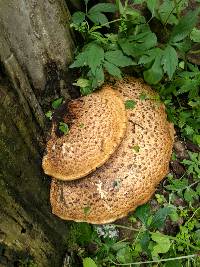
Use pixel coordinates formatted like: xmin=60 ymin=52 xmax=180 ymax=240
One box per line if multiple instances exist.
xmin=89 ymin=18 xmax=122 ymax=32
xmin=110 ymin=254 xmax=198 ymax=266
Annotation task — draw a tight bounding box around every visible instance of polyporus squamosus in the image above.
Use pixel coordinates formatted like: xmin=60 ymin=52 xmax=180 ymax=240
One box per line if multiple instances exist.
xmin=42 ymin=86 xmax=127 ymax=181
xmin=49 ymin=77 xmax=174 ymax=224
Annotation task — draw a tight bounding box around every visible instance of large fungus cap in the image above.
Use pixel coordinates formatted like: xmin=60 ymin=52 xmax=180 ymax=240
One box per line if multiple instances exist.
xmin=50 ymin=77 xmax=174 ymax=224
xmin=42 ymin=87 xmax=127 ymax=181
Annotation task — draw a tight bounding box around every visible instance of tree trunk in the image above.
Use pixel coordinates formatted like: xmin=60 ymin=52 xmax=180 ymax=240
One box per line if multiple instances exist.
xmin=0 ymin=1 xmax=75 ymax=266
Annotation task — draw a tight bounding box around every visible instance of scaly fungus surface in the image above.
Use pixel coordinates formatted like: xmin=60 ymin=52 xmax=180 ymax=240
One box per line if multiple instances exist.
xmin=49 ymin=77 xmax=174 ymax=224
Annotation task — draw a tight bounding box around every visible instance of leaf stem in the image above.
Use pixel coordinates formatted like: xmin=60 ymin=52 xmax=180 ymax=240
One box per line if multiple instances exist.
xmin=110 ymin=254 xmax=198 ymax=266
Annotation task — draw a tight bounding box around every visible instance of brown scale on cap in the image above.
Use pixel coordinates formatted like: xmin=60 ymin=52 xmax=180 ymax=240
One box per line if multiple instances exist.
xmin=50 ymin=77 xmax=174 ymax=224
xmin=42 ymin=86 xmax=127 ymax=181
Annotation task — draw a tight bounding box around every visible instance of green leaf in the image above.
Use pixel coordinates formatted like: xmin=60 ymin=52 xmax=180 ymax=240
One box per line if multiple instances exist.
xmin=135 ymin=204 xmax=151 ymax=226
xmin=88 ymin=3 xmax=117 ymax=13
xmin=116 ymin=247 xmax=133 ymax=264
xmin=112 ymin=242 xmax=130 ymax=251
xmin=125 ymin=100 xmax=136 ymax=109
xmin=165 ymin=178 xmax=188 ymax=191
xmin=146 ymin=0 xmax=159 ymax=17
xmin=91 ymin=66 xmax=104 ymax=88
xmin=184 ymin=188 xmax=198 ymax=203
xmin=143 ymin=50 xmax=163 ymax=84
xmin=190 ymin=27 xmax=200 ymax=42
xmin=169 ymin=10 xmax=200 ymax=43
xmin=73 ymin=78 xmax=91 ymax=88
xmin=151 ymin=232 xmax=171 ymax=258
xmin=59 ymin=122 xmax=69 ymax=135
xmin=115 ymin=0 xmax=124 ymax=15
xmin=45 ymin=111 xmax=52 ymax=120
xmin=70 ymin=43 xmax=104 ymax=74
xmin=151 ymin=206 xmax=172 ymax=229
xmin=158 ymin=0 xmax=178 ymax=25
xmin=83 ymin=257 xmax=97 ymax=267
xmin=105 ymin=50 xmax=134 ymax=67
xmin=104 ymin=61 xmax=122 ymax=78
xmin=71 ymin=11 xmax=85 ymax=26
xmin=52 ymin=98 xmax=63 ymax=109
xmin=87 ymin=12 xmax=108 ymax=26
xmin=140 ymin=231 xmax=150 ymax=252
xmin=132 ymin=145 xmax=140 ymax=153
xmin=161 ymin=45 xmax=178 ymax=79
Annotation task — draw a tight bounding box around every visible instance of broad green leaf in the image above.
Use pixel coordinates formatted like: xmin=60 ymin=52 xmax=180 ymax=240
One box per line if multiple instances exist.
xmin=184 ymin=188 xmax=198 ymax=203
xmin=135 ymin=204 xmax=151 ymax=226
xmin=104 ymin=61 xmax=122 ymax=78
xmin=169 ymin=10 xmax=200 ymax=43
xmin=73 ymin=78 xmax=91 ymax=88
xmin=151 ymin=206 xmax=172 ymax=229
xmin=83 ymin=257 xmax=97 ymax=267
xmin=151 ymin=232 xmax=171 ymax=258
xmin=140 ymin=230 xmax=150 ymax=251
xmin=91 ymin=66 xmax=104 ymax=88
xmin=125 ymin=100 xmax=136 ymax=109
xmin=87 ymin=12 xmax=108 ymax=26
xmin=158 ymin=0 xmax=178 ymax=25
xmin=190 ymin=27 xmax=200 ymax=42
xmin=139 ymin=48 xmax=160 ymax=65
xmin=146 ymin=0 xmax=159 ymax=17
xmin=52 ymin=98 xmax=63 ymax=109
xmin=69 ymin=52 xmax=88 ymax=68
xmin=59 ymin=122 xmax=69 ymax=135
xmin=88 ymin=3 xmax=117 ymax=13
xmin=116 ymin=247 xmax=133 ymax=263
xmin=80 ymin=86 xmax=92 ymax=96
xmin=86 ymin=43 xmax=104 ymax=74
xmin=161 ymin=45 xmax=178 ymax=79
xmin=143 ymin=50 xmax=163 ymax=84
xmin=71 ymin=11 xmax=85 ymax=26
xmin=105 ymin=50 xmax=134 ymax=67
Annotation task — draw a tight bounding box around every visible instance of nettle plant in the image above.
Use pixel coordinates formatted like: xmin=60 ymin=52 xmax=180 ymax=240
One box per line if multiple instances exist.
xmin=69 ymin=0 xmax=200 ymax=145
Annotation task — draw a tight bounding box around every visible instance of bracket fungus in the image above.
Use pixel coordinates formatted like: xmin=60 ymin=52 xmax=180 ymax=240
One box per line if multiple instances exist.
xmin=42 ymin=86 xmax=127 ymax=181
xmin=45 ymin=77 xmax=174 ymax=224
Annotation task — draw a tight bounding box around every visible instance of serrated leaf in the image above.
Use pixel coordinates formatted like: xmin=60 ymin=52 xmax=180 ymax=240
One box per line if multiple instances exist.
xmin=83 ymin=257 xmax=97 ymax=267
xmin=52 ymin=98 xmax=63 ymax=109
xmin=105 ymin=50 xmax=134 ymax=67
xmin=135 ymin=204 xmax=151 ymax=226
xmin=69 ymin=52 xmax=88 ymax=68
xmin=115 ymin=0 xmax=124 ymax=14
xmin=190 ymin=27 xmax=200 ymax=42
xmin=162 ymin=45 xmax=178 ymax=79
xmin=71 ymin=11 xmax=85 ymax=26
xmin=169 ymin=9 xmax=200 ymax=43
xmin=73 ymin=78 xmax=91 ymax=88
xmin=146 ymin=0 xmax=159 ymax=17
xmin=138 ymin=48 xmax=160 ymax=65
xmin=87 ymin=12 xmax=108 ymax=26
xmin=88 ymin=3 xmax=117 ymax=13
xmin=125 ymin=100 xmax=136 ymax=109
xmin=151 ymin=232 xmax=171 ymax=258
xmin=91 ymin=66 xmax=104 ymax=88
xmin=165 ymin=178 xmax=188 ymax=191
xmin=104 ymin=61 xmax=122 ymax=78
xmin=86 ymin=43 xmax=104 ymax=74
xmin=184 ymin=188 xmax=198 ymax=203
xmin=158 ymin=0 xmax=178 ymax=25
xmin=143 ymin=50 xmax=163 ymax=84
xmin=151 ymin=206 xmax=172 ymax=229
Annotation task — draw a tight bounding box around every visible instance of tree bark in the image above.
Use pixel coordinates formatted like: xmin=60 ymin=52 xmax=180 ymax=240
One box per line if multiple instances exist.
xmin=0 ymin=1 xmax=75 ymax=266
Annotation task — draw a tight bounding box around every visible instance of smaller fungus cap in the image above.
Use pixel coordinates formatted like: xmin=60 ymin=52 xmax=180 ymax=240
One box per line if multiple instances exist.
xmin=42 ymin=87 xmax=127 ymax=181
xmin=50 ymin=77 xmax=174 ymax=224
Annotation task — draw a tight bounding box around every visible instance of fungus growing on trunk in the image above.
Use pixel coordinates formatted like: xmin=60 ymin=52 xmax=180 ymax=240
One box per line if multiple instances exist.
xmin=48 ymin=77 xmax=174 ymax=224
xmin=42 ymin=87 xmax=127 ymax=181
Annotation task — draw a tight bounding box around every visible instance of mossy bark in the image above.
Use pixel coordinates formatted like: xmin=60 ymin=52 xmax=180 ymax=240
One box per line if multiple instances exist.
xmin=0 ymin=1 xmax=75 ymax=266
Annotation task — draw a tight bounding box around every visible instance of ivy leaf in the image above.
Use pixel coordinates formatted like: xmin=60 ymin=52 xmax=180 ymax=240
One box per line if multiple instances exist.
xmin=169 ymin=10 xmax=200 ymax=43
xmin=83 ymin=257 xmax=97 ymax=267
xmin=143 ymin=50 xmax=163 ymax=84
xmin=105 ymin=50 xmax=134 ymax=67
xmin=151 ymin=206 xmax=172 ymax=229
xmin=71 ymin=11 xmax=85 ymax=26
xmin=135 ymin=204 xmax=151 ymax=226
xmin=104 ymin=61 xmax=122 ymax=78
xmin=52 ymin=98 xmax=63 ymax=109
xmin=151 ymin=232 xmax=171 ymax=258
xmin=88 ymin=3 xmax=117 ymax=13
xmin=162 ymin=45 xmax=178 ymax=79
